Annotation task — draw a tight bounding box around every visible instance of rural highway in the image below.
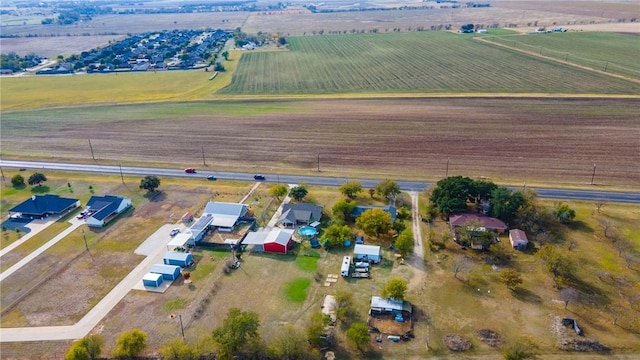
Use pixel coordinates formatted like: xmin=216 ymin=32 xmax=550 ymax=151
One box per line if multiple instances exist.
xmin=1 ymin=160 xmax=639 ymax=204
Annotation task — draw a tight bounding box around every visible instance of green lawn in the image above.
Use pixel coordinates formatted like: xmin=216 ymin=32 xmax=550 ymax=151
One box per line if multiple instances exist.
xmin=295 ymin=254 xmax=319 ymax=272
xmin=283 ymin=277 xmax=311 ymax=303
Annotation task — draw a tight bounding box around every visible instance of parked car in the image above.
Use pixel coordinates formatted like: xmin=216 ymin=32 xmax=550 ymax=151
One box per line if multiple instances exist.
xmin=254 ymin=175 xmax=266 ymax=180
xmin=19 ymin=168 xmax=26 ymax=171
xmin=185 ymin=168 xmax=196 ymax=173
xmin=170 ymin=228 xmax=180 ymax=237
xmin=207 ymin=175 xmax=217 ymax=181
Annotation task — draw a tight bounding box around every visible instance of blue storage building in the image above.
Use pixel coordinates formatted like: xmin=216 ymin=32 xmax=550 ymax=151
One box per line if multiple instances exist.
xmin=150 ymin=264 xmax=181 ymax=280
xmin=163 ymin=252 xmax=193 ymax=268
xmin=142 ymin=272 xmax=163 ymax=287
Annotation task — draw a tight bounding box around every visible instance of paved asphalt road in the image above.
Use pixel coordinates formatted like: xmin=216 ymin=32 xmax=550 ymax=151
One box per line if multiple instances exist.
xmin=1 ymin=160 xmax=639 ymax=203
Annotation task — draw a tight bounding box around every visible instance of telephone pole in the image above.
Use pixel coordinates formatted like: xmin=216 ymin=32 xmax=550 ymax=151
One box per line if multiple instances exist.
xmin=201 ymin=145 xmax=206 ymax=166
xmin=119 ymin=164 xmax=125 ymax=184
xmin=591 ymin=164 xmax=597 ymax=185
xmin=88 ymin=139 xmax=95 ymax=160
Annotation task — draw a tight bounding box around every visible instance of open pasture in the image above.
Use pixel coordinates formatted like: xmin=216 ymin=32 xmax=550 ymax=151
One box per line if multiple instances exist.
xmin=1 ymin=98 xmax=639 ymax=189
xmin=0 ymin=35 xmax=125 ymax=58
xmin=485 ymin=32 xmax=640 ymax=80
xmin=221 ymin=32 xmax=638 ymax=95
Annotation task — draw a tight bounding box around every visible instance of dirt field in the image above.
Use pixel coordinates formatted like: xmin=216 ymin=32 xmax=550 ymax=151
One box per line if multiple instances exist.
xmin=2 ymin=98 xmax=638 ymax=190
xmin=0 ymin=35 xmax=125 ymax=58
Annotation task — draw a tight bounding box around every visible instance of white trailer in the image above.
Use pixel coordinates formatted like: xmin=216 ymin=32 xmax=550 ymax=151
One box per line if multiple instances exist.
xmin=341 ymin=256 xmax=351 ymax=277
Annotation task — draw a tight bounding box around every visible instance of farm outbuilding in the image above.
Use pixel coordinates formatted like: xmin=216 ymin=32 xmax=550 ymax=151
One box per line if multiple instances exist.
xmin=354 ymin=244 xmax=382 ymax=264
xmin=241 ymin=228 xmax=295 ymax=254
xmin=163 ymin=251 xmax=193 ymax=267
xmin=509 ymin=229 xmax=529 ymax=250
xmin=142 ymin=272 xmax=163 ymax=287
xmin=167 ymin=233 xmax=194 ymax=251
xmin=150 ymin=264 xmax=181 ymax=280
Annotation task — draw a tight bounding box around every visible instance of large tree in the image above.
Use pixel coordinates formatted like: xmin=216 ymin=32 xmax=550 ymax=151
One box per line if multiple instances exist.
xmin=159 ymin=339 xmax=200 ymax=360
xmin=212 ymin=308 xmax=261 ymax=360
xmin=500 ymin=268 xmax=523 ymax=290
xmin=139 ymin=175 xmax=160 ymax=193
xmin=340 ymin=180 xmax=363 ymax=199
xmin=382 ymin=278 xmax=408 ymax=300
xmin=375 ymin=179 xmax=401 ymax=200
xmin=322 ymin=224 xmax=352 ymax=248
xmin=394 ymin=229 xmax=414 ymax=258
xmin=269 ymin=184 xmax=288 ymax=200
xmin=268 ymin=324 xmax=315 ymax=359
xmin=66 ymin=334 xmax=104 ymax=360
xmin=28 ymin=172 xmax=47 ymax=186
xmin=11 ymin=174 xmax=25 ymax=187
xmin=306 ymin=311 xmax=330 ymax=348
xmin=490 ymin=186 xmax=524 ymax=223
xmin=289 ymin=185 xmax=308 ymax=201
xmin=346 ymin=322 xmax=370 ymax=353
xmin=332 ymin=199 xmax=356 ymax=221
xmin=112 ymin=329 xmax=147 ymax=359
xmin=429 ymin=176 xmax=475 ymax=217
xmin=356 ymin=208 xmax=392 ymax=237
xmin=553 ymin=203 xmax=576 ymax=224
xmin=334 ymin=291 xmax=357 ymax=324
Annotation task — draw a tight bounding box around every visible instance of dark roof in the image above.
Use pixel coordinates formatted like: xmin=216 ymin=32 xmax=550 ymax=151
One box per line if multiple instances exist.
xmin=352 ymin=205 xmax=397 ymax=220
xmin=279 ymin=203 xmax=323 ymax=224
xmin=87 ymin=195 xmax=126 ymax=221
xmin=9 ymin=195 xmax=79 ymax=216
xmin=449 ymin=213 xmax=507 ymax=231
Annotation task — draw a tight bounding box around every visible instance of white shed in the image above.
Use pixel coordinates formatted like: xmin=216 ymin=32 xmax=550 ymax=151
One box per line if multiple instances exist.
xmin=354 ymin=244 xmax=381 ymax=263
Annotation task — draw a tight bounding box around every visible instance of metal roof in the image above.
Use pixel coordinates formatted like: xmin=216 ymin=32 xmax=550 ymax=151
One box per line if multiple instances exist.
xmin=87 ymin=195 xmax=129 ymax=221
xmin=9 ymin=195 xmax=79 ymax=216
xmin=354 ymin=244 xmax=381 ymax=257
xmin=370 ymin=296 xmax=412 ymax=313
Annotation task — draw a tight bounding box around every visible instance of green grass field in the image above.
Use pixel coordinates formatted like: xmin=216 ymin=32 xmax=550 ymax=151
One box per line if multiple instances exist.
xmin=484 ymin=32 xmax=640 ymax=79
xmin=220 ymin=32 xmax=637 ymax=95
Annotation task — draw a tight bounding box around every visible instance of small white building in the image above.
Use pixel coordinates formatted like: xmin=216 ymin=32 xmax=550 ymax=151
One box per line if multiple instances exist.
xmin=509 ymin=229 xmax=529 ymax=250
xmin=354 ymin=244 xmax=381 ymax=264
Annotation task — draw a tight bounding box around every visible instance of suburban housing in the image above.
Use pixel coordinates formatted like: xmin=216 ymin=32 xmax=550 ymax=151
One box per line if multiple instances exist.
xmin=278 ymin=202 xmax=323 ymax=227
xmin=9 ymin=195 xmax=80 ymax=219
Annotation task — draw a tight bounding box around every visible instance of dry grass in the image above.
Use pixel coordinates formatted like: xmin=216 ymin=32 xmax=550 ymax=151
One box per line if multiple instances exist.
xmin=0 ymin=35 xmax=126 ymax=58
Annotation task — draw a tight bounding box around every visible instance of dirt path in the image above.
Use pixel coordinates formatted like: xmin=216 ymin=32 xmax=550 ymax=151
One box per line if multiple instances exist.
xmin=407 ymin=191 xmax=426 ymax=291
xmin=474 ymin=36 xmax=640 ymax=85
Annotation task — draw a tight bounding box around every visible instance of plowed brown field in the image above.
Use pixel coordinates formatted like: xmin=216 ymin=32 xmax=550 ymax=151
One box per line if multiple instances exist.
xmin=2 ymin=97 xmax=638 ymax=188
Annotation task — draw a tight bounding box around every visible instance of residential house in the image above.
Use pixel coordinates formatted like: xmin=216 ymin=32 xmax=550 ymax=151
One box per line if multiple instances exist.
xmin=278 ymin=203 xmax=323 ymax=227
xmin=85 ymin=195 xmax=132 ymax=227
xmin=9 ymin=195 xmax=80 ymax=219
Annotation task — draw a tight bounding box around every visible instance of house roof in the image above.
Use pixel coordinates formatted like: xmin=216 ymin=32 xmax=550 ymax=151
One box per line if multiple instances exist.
xmin=87 ymin=195 xmax=128 ymax=221
xmin=143 ymin=272 xmax=163 ymax=282
xmin=150 ymin=264 xmax=180 ymax=275
xmin=370 ymin=296 xmax=412 ymax=313
xmin=167 ymin=233 xmax=192 ymax=249
xmin=191 ymin=214 xmax=213 ymax=232
xmin=9 ymin=195 xmax=79 ymax=216
xmin=264 ymin=228 xmax=294 ymax=246
xmin=278 ymin=203 xmax=323 ymax=224
xmin=449 ymin=213 xmax=507 ymax=231
xmin=242 ymin=231 xmax=268 ymax=245
xmin=163 ymin=251 xmax=192 ymax=261
xmin=509 ymin=229 xmax=528 ymax=243
xmin=354 ymin=244 xmax=381 ymax=257
xmin=204 ymin=202 xmax=248 ymax=227
xmin=352 ymin=205 xmax=397 ymax=220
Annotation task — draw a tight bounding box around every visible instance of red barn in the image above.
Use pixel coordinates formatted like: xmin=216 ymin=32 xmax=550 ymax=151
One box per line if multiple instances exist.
xmin=263 ymin=229 xmax=295 ymax=254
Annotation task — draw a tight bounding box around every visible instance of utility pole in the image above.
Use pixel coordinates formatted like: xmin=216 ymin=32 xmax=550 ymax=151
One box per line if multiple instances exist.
xmin=179 ymin=314 xmax=185 ymax=339
xmin=0 ymin=167 xmax=5 ymax=184
xmin=81 ymin=229 xmax=88 ymax=251
xmin=88 ymin=139 xmax=95 ymax=160
xmin=317 ymin=154 xmax=320 ymax=172
xmin=445 ymin=158 xmax=450 ymax=178
xmin=119 ymin=164 xmax=125 ymax=184
xmin=201 ymin=145 xmax=206 ymax=166
xmin=591 ymin=164 xmax=597 ymax=185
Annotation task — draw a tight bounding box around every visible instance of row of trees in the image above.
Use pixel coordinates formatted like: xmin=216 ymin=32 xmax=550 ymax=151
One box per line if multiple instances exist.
xmin=11 ymin=172 xmax=47 ymax=187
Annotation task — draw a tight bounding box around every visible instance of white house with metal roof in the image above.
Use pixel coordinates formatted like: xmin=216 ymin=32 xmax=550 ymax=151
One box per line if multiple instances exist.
xmin=203 ymin=201 xmax=248 ymax=232
xmin=85 ymin=195 xmax=131 ymax=227
xmin=354 ymin=244 xmax=382 ymax=263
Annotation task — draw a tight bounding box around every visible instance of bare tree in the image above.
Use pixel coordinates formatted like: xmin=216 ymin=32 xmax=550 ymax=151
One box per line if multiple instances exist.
xmin=624 ymin=251 xmax=639 ymax=269
xmin=452 ymin=255 xmax=473 ymax=280
xmin=595 ymin=199 xmax=607 ymax=214
xmin=559 ymin=287 xmax=579 ymax=310
xmin=615 ymin=238 xmax=632 ymax=257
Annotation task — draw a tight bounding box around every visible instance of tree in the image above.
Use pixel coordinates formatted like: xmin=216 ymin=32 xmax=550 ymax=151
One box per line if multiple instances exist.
xmin=340 ymin=180 xmax=362 ymax=199
xmin=375 ymin=179 xmax=401 ymax=200
xmin=356 ymin=208 xmax=391 ymax=237
xmin=212 ymin=308 xmax=260 ymax=360
xmin=112 ymin=329 xmax=147 ymax=358
xmin=559 ymin=287 xmax=579 ymax=309
xmin=66 ymin=334 xmax=104 ymax=360
xmin=159 ymin=338 xmax=200 ymax=360
xmin=502 ymin=338 xmax=538 ymax=360
xmin=394 ymin=229 xmax=414 ymax=258
xmin=382 ymin=278 xmax=408 ymax=300
xmin=452 ymin=255 xmax=472 ymax=280
xmin=306 ymin=311 xmax=330 ymax=348
xmin=346 ymin=322 xmax=370 ymax=353
xmin=268 ymin=324 xmax=315 ymax=359
xmin=289 ymin=185 xmax=308 ymax=201
xmin=11 ymin=174 xmax=25 ymax=187
xmin=28 ymin=172 xmax=47 ymax=186
xmin=269 ymin=184 xmax=288 ymax=200
xmin=332 ymin=199 xmax=356 ymax=221
xmin=334 ymin=291 xmax=357 ymax=324
xmin=490 ymin=187 xmax=524 ymax=223
xmin=537 ymin=245 xmax=574 ymax=284
xmin=321 ymin=224 xmax=352 ymax=248
xmin=553 ymin=203 xmax=576 ymax=223
xmin=500 ymin=269 xmax=523 ymax=290
xmin=429 ymin=176 xmax=475 ymax=217
xmin=139 ymin=175 xmax=160 ymax=193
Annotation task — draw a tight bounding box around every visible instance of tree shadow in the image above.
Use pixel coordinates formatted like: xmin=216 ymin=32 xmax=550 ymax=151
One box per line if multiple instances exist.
xmin=145 ymin=191 xmax=166 ymax=202
xmin=30 ymin=185 xmax=50 ymax=194
xmin=11 ymin=184 xmax=26 ymax=190
xmin=512 ymin=287 xmax=542 ymax=304
xmin=567 ymin=220 xmax=593 ymax=233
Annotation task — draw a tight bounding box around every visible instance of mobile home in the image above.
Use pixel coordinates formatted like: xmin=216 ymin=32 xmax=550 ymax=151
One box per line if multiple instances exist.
xmin=341 ymin=256 xmax=351 ymax=277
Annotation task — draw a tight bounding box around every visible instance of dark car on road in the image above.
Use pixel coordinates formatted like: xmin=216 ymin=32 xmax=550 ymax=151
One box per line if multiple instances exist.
xmin=254 ymin=175 xmax=266 ymax=180
xmin=207 ymin=175 xmax=217 ymax=181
